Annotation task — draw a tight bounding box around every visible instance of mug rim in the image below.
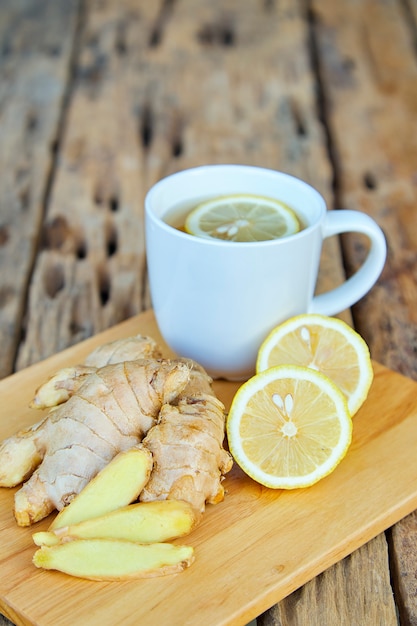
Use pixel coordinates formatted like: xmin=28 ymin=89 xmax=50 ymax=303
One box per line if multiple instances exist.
xmin=145 ymin=164 xmax=326 ymax=248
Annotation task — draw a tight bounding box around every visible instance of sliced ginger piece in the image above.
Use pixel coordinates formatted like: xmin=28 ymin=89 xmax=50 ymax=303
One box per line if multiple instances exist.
xmin=49 ymin=445 xmax=153 ymax=530
xmin=33 ymin=499 xmax=197 ymax=547
xmin=33 ymin=539 xmax=194 ymax=580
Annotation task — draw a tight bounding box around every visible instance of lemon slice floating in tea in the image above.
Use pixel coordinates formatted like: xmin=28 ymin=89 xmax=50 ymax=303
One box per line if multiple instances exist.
xmin=256 ymin=314 xmax=373 ymax=416
xmin=226 ymin=365 xmax=352 ymax=489
xmin=184 ymin=194 xmax=300 ymax=242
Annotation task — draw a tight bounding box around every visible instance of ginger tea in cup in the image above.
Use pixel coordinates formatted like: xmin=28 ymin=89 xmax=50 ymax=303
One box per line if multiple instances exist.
xmin=145 ymin=165 xmax=386 ymax=380
xmin=164 ymin=194 xmax=305 ymax=241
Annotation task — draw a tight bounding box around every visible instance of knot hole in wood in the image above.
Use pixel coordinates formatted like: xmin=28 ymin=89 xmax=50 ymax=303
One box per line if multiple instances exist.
xmin=0 ymin=226 xmax=9 ymax=246
xmin=43 ymin=261 xmax=65 ymax=299
xmin=197 ymin=19 xmax=235 ymax=47
xmin=138 ymin=102 xmax=184 ymax=158
xmin=41 ymin=216 xmax=87 ymax=260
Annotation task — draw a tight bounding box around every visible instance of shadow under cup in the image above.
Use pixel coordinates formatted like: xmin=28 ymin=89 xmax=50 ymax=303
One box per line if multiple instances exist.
xmin=145 ymin=165 xmax=386 ymax=380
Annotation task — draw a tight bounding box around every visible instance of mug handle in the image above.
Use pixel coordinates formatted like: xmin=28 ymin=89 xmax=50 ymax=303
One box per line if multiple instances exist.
xmin=310 ymin=210 xmax=387 ymax=315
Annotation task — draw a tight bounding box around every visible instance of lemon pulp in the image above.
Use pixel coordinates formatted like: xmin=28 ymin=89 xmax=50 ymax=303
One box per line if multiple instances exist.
xmin=226 ymin=365 xmax=352 ymax=489
xmin=185 ymin=194 xmax=300 ymax=242
xmin=256 ymin=314 xmax=373 ymax=416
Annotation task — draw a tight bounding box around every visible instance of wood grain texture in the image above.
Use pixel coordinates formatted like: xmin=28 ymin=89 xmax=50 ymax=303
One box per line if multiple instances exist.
xmin=258 ymin=533 xmax=397 ymax=626
xmin=310 ymin=1 xmax=417 ymax=624
xmin=390 ymin=513 xmax=417 ymax=625
xmin=0 ymin=0 xmax=80 ymax=379
xmin=0 ymin=0 xmax=415 ymax=624
xmin=14 ymin=2 xmax=161 ymax=371
xmin=312 ymin=0 xmax=417 ymax=379
xmin=1 ymin=310 xmax=417 ymax=626
xmin=15 ymin=0 xmax=349 ymax=373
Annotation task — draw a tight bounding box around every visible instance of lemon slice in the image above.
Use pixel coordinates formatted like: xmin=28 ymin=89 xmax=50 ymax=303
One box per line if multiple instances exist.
xmin=226 ymin=365 xmax=352 ymax=489
xmin=256 ymin=314 xmax=373 ymax=416
xmin=184 ymin=194 xmax=300 ymax=242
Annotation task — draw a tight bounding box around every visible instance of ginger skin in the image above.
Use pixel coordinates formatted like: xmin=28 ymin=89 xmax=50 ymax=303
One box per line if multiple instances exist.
xmin=83 ymin=334 xmax=162 ymax=367
xmin=0 ymin=336 xmax=233 ymax=526
xmin=140 ymin=361 xmax=233 ymax=514
xmin=31 ymin=335 xmax=162 ymax=410
xmin=1 ymin=359 xmax=190 ymax=525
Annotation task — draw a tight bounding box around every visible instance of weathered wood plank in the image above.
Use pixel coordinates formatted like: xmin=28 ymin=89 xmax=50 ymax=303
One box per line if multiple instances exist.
xmin=258 ymin=533 xmax=397 ymax=626
xmin=310 ymin=0 xmax=417 ymax=625
xmin=0 ymin=0 xmax=80 ymax=379
xmin=312 ymin=0 xmax=417 ymax=379
xmin=7 ymin=2 xmax=389 ymax=626
xmin=390 ymin=512 xmax=417 ymax=625
xmin=405 ymin=0 xmax=417 ymax=40
xmin=15 ymin=2 xmax=162 ymax=370
xmin=2 ymin=0 xmax=413 ymax=625
xmin=16 ymin=0 xmax=346 ymax=372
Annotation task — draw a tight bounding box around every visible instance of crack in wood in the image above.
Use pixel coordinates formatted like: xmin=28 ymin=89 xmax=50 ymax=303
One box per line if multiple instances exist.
xmin=0 ymin=226 xmax=9 ymax=246
xmin=25 ymin=110 xmax=38 ymax=134
xmin=76 ymin=239 xmax=87 ymax=260
xmin=170 ymin=112 xmax=184 ymax=158
xmin=139 ymin=103 xmax=154 ymax=148
xmin=19 ymin=185 xmax=30 ymax=212
xmin=171 ymin=133 xmax=183 ymax=158
xmin=105 ymin=222 xmax=118 ymax=257
xmin=305 ymin=0 xmax=340 ymax=208
xmin=137 ymin=99 xmax=185 ymax=158
xmin=289 ymin=98 xmax=307 ymax=137
xmin=399 ymin=0 xmax=417 ymax=58
xmin=363 ymin=171 xmax=378 ymax=190
xmin=115 ymin=20 xmax=128 ymax=56
xmin=108 ymin=195 xmax=119 ymax=212
xmin=149 ymin=0 xmax=177 ymax=48
xmin=98 ymin=268 xmax=111 ymax=306
xmin=24 ymin=0 xmax=86 ymax=307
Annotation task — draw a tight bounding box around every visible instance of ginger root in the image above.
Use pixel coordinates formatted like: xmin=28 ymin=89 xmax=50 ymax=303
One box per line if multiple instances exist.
xmin=1 ymin=358 xmax=190 ymax=525
xmin=83 ymin=334 xmax=162 ymax=367
xmin=140 ymin=360 xmax=233 ymax=513
xmin=0 ymin=334 xmax=232 ymax=527
xmin=30 ymin=334 xmax=162 ymax=410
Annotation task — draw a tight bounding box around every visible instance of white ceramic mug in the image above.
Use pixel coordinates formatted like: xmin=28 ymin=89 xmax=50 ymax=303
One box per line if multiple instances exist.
xmin=145 ymin=165 xmax=386 ymax=380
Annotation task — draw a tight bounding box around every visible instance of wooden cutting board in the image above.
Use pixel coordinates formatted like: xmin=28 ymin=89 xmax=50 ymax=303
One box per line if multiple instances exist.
xmin=1 ymin=310 xmax=417 ymax=626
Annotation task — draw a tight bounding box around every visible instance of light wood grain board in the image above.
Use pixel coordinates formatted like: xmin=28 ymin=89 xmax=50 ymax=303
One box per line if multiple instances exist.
xmin=1 ymin=310 xmax=417 ymax=626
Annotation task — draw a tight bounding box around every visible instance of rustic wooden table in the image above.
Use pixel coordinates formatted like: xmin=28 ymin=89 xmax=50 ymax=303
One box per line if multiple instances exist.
xmin=0 ymin=1 xmax=416 ymax=624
